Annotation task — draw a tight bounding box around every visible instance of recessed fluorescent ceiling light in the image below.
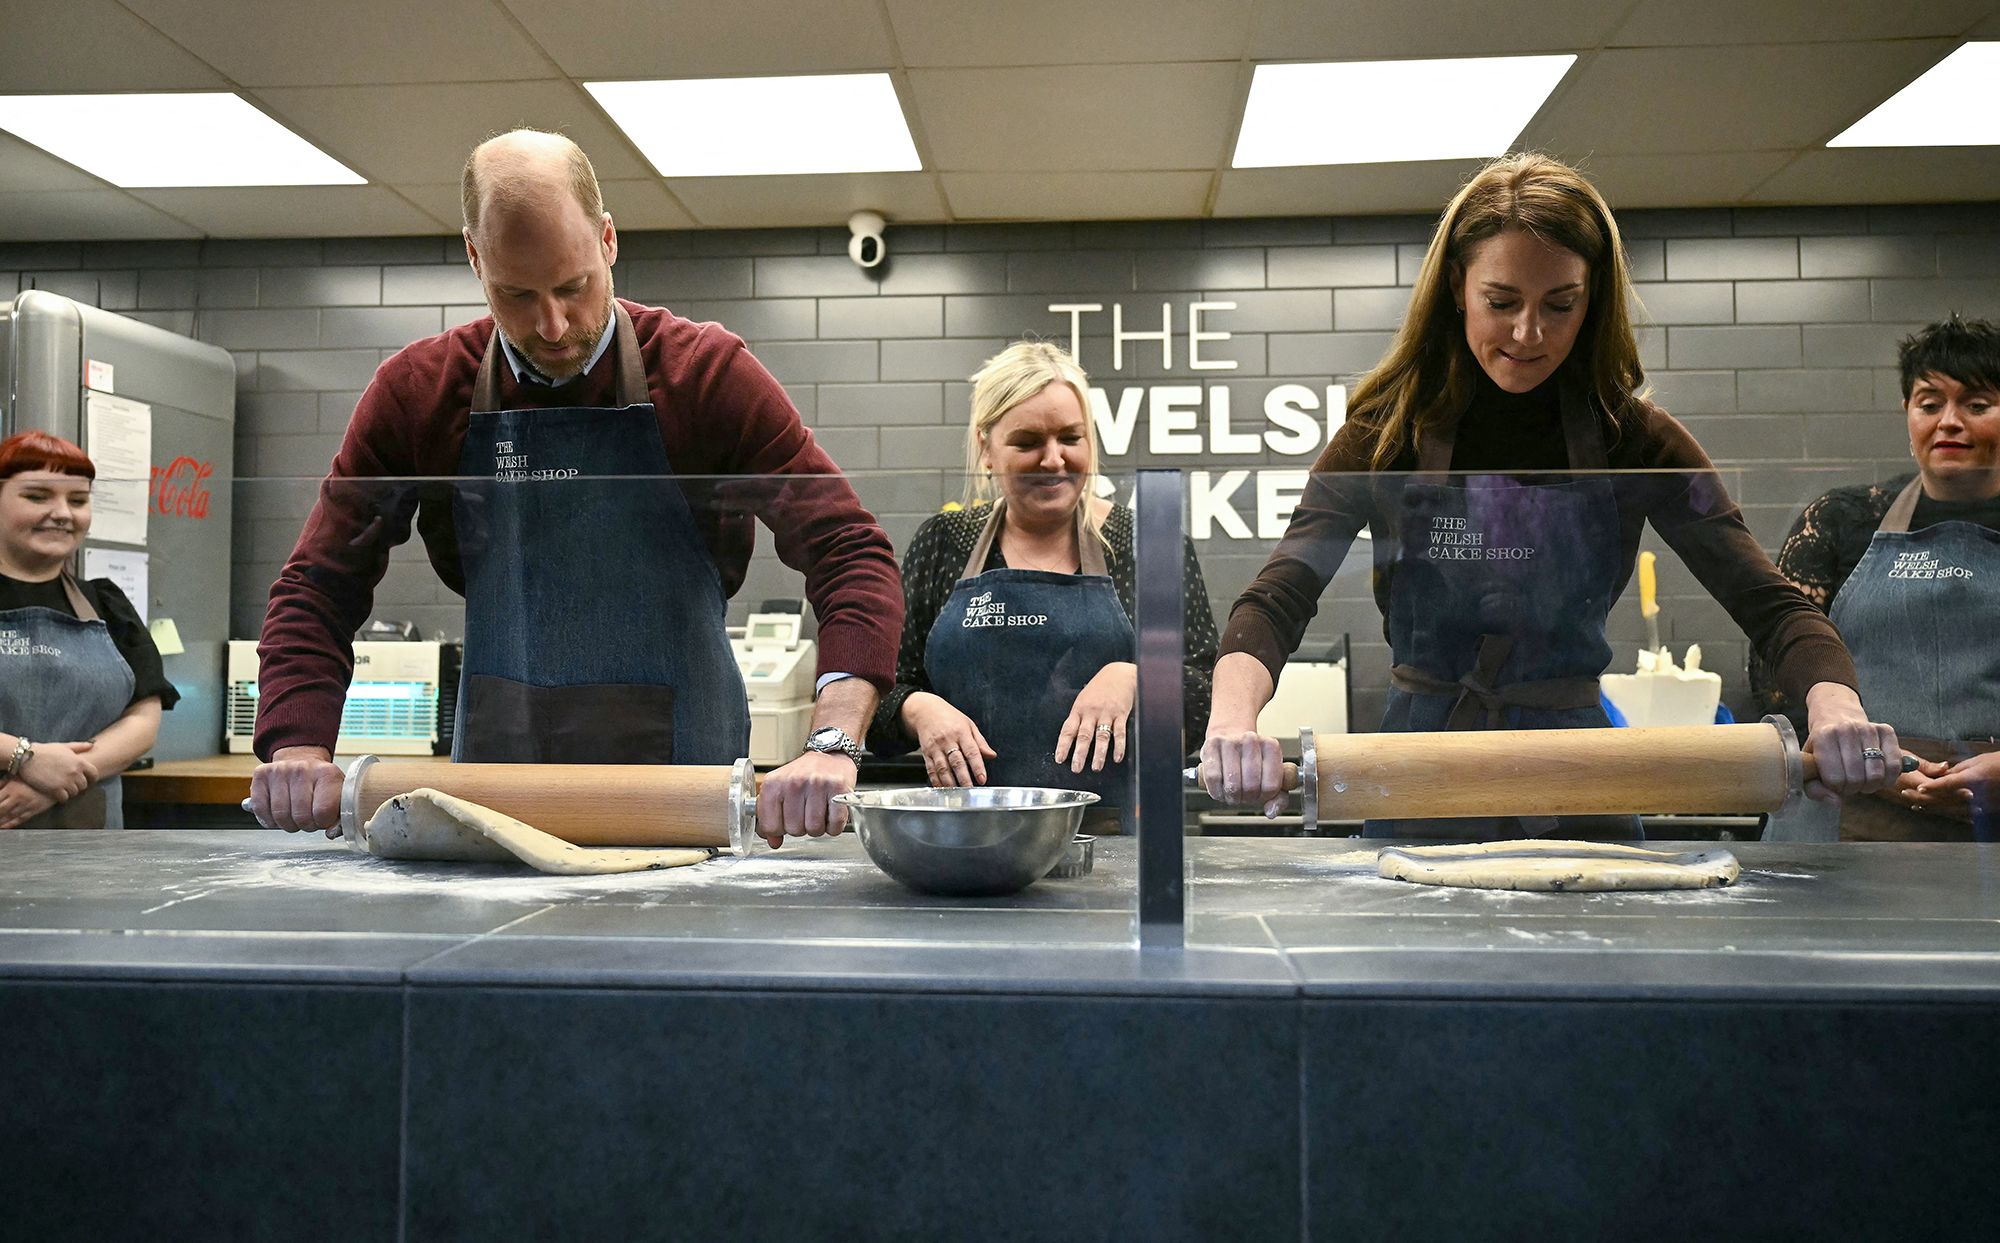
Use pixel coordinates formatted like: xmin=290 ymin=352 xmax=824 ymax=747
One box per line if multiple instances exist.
xmin=587 ymin=74 xmax=921 ymax=176
xmin=0 ymin=92 xmax=362 ymax=187
xmin=1233 ymin=56 xmax=1575 ymax=167
xmin=1828 ymin=42 xmax=2000 ymax=147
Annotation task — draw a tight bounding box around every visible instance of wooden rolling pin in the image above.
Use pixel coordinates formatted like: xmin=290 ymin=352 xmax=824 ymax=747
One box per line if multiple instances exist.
xmin=336 ymin=755 xmax=764 ymax=854
xmin=1190 ymin=716 xmax=1910 ymax=829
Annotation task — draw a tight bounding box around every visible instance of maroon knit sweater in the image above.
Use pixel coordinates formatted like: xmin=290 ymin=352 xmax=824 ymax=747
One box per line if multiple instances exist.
xmin=254 ymin=299 xmax=901 ymax=758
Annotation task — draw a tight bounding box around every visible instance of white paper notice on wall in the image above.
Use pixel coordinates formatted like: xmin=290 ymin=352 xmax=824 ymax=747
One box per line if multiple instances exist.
xmin=84 ymin=391 xmax=151 ymax=546
xmin=85 ymin=358 xmax=115 ymax=393
xmin=82 ymin=547 xmax=149 ymax=625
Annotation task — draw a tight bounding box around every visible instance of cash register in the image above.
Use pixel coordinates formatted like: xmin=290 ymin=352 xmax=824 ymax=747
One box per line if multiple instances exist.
xmin=730 ymin=609 xmax=818 ymax=767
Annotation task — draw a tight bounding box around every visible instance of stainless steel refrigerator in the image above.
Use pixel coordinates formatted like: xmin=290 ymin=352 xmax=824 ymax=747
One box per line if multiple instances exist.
xmin=1 ymin=288 xmax=236 ymax=762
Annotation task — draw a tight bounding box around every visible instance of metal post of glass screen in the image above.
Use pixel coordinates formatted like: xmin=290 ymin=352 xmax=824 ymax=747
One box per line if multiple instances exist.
xmin=1133 ymin=468 xmax=1185 ymax=951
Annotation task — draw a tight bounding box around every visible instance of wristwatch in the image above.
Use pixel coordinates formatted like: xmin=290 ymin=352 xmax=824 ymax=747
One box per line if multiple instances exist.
xmin=804 ymin=726 xmax=863 ymax=765
xmin=5 ymin=736 xmax=33 ymax=780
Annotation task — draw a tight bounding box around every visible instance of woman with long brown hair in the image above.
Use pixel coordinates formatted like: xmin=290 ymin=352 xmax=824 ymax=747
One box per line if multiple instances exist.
xmin=1199 ymin=153 xmax=1898 ymax=838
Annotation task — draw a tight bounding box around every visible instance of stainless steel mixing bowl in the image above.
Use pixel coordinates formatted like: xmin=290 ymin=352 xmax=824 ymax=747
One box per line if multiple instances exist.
xmin=834 ymin=786 xmax=1102 ymax=896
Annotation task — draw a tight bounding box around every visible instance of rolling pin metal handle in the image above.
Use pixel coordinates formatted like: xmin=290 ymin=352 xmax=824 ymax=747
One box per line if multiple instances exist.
xmin=236 ymin=755 xmax=367 ymax=841
xmin=1182 ymin=727 xmax=1320 ymax=834
xmin=727 ymin=756 xmax=760 ymax=856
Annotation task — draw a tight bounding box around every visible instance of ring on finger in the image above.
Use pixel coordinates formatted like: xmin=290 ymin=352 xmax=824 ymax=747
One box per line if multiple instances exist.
xmin=1861 ymin=747 xmax=1886 ymax=762
xmin=1093 ymin=724 xmax=1113 ymax=737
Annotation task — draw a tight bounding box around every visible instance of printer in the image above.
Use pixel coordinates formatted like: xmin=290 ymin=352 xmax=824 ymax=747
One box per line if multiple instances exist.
xmin=731 ymin=610 xmax=818 ymax=766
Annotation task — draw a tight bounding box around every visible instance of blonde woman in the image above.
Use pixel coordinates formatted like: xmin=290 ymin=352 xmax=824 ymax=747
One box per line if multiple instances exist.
xmin=1199 ymin=153 xmax=1899 ymax=837
xmin=870 ymin=342 xmax=1217 ymax=808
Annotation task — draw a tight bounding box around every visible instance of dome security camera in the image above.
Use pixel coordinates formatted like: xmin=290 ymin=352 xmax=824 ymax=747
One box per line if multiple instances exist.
xmin=848 ymin=210 xmax=887 ymax=269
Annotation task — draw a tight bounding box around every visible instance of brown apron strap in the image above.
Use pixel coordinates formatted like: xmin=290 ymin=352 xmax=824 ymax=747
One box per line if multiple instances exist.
xmin=961 ymin=501 xmax=1105 ymax=579
xmin=1076 ymin=505 xmax=1109 ymax=577
xmin=962 ymin=502 xmax=1006 ymax=580
xmin=1879 ymin=477 xmax=1925 ymax=534
xmin=1391 ymin=634 xmax=1602 ymax=730
xmin=469 ymin=302 xmax=642 ymax=413
xmin=1414 ymin=380 xmax=1610 ymax=478
xmin=59 ymin=572 xmax=99 ymax=623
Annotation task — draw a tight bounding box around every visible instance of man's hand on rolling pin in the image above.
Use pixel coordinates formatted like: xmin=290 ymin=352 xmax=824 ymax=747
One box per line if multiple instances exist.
xmin=1915 ymin=751 xmax=2000 ymax=817
xmin=756 ymin=751 xmax=856 ymax=847
xmin=1200 ymin=727 xmax=1288 ymax=818
xmin=1801 ymin=682 xmax=1903 ymax=800
xmin=250 ymin=745 xmax=344 ymax=836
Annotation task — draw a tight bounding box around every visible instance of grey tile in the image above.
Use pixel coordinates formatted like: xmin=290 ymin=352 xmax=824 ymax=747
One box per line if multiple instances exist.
xmin=1268 ymin=331 xmax=1396 ymax=376
xmin=1395 ymin=243 xmax=1428 ymax=286
xmin=319 ymin=390 xmax=366 ymax=432
xmin=780 ymin=382 xmax=814 ymax=419
xmin=1801 ymin=235 xmax=1937 ymax=279
xmin=259 ymin=265 xmax=381 ymax=307
xmin=875 ymin=252 xmax=1008 ymax=296
xmin=1074 ymin=329 xmax=1266 ymax=379
xmin=1136 ymin=248 xmax=1265 ymax=291
xmin=5 ymin=980 xmax=400 ymax=1241
xmin=944 ymin=222 xmax=1075 ymax=251
xmin=137 ymin=268 xmax=197 ymax=309
xmin=670 ymin=296 xmax=815 ymax=340
xmin=80 ymin=239 xmax=202 ymax=268
xmin=1629 ymin=281 xmax=1733 ymax=325
xmin=255 ymin=349 xmax=386 ymax=392
xmin=818 ymin=295 xmax=943 ymax=339
xmin=25 ymin=272 xmax=97 ymax=304
xmin=248 ymin=432 xmax=346 ymax=477
xmin=1667 ymin=325 xmax=1801 ymax=370
xmin=879 ymin=424 xmax=971 ymax=468
xmin=747 ymin=339 xmax=878 ymax=383
xmin=201 ymin=238 xmax=322 ymax=266
xmin=0 ymin=241 xmax=79 ymax=268
xmin=319 ymin=305 xmax=442 ymax=348
xmin=1937 ymin=234 xmax=2000 ymax=278
xmin=1803 ymin=322 xmax=1929 ymax=368
xmin=824 ymin=223 xmax=942 ymax=255
xmin=1191 ymin=288 xmax=1332 ymax=334
xmin=1677 ymin=413 xmax=1805 ymax=460
xmin=1201 ymin=217 xmax=1329 ymax=246
xmin=123 ymin=309 xmax=196 ymax=335
xmin=198 ymin=267 xmax=261 ymax=308
xmin=1665 ymin=236 xmax=1798 ymax=280
xmin=1735 ymin=368 xmax=1875 ymax=413
xmin=380 ymin=263 xmax=482 ymax=305
xmin=1624 ymin=237 xmax=1666 ymax=282
xmin=236 ymin=391 xmax=320 ymax=436
xmin=1267 ymin=244 xmax=1397 ymax=289
xmin=810 ymin=426 xmax=879 ymax=469
xmin=1618 ymin=208 xmax=1733 ymax=239
xmin=753 ymin=254 xmax=882 ymax=298
xmin=197 ymin=307 xmax=320 ymax=351
xmin=1870 ymin=277 xmax=2000 ymax=323
xmin=613 ymin=230 xmax=696 ymax=259
xmin=1873 ymin=366 xmax=1908 ymax=409
xmin=1868 ymin=203 xmax=2000 ymax=235
xmin=687 ymin=227 xmax=819 ymax=256
xmin=1735 ymin=279 xmax=1871 ymax=324
xmin=620 ymin=256 xmax=754 ymax=300
xmin=1637 ymin=324 xmax=1666 ymax=370
xmin=1075 ymin=219 xmax=1206 ymax=249
xmin=1007 ymin=250 xmax=1136 ymax=293
xmin=816 ymin=382 xmax=945 ymax=426
xmin=1803 ymin=411 xmax=1908 ymax=459
xmin=405 ymin=989 xmax=1297 ymax=1240
xmin=945 ymin=293 xmax=1102 ymax=340
xmin=882 ymin=336 xmax=1011 ymax=382
xmin=323 ymin=235 xmax=450 ymax=264
xmin=0 ymin=271 xmax=16 ymax=298
xmin=1644 ymin=369 xmax=1736 ymax=415
xmin=1333 ymin=285 xmax=1412 ymax=331
xmin=1732 ymin=205 xmax=1870 ymax=236
xmin=91 ymin=269 xmax=139 ymax=310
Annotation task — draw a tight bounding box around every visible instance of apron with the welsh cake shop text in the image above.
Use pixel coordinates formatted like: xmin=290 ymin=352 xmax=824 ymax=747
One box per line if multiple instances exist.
xmin=0 ymin=572 xmax=135 ymax=827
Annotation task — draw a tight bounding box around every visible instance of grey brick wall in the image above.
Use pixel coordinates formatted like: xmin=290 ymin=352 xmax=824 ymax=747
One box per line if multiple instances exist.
xmin=6 ymin=201 xmax=1996 ymax=728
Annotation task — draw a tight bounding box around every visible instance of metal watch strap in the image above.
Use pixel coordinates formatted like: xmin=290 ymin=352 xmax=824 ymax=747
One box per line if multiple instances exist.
xmin=808 ymin=729 xmax=862 ymax=764
xmin=6 ymin=736 xmax=33 ymax=779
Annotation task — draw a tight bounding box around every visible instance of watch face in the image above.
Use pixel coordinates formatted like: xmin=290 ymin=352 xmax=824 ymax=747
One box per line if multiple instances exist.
xmin=809 ymin=728 xmax=839 ymax=746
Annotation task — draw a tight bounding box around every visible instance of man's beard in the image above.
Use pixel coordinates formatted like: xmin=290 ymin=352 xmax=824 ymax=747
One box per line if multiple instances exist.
xmin=506 ymin=284 xmax=615 ymax=382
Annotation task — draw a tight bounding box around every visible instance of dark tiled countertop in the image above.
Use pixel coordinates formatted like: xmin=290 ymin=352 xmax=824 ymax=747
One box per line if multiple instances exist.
xmin=4 ymin=830 xmax=1999 ymax=1001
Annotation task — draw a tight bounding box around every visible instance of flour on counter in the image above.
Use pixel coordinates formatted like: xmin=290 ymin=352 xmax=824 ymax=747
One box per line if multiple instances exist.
xmin=189 ymin=847 xmax=858 ymax=901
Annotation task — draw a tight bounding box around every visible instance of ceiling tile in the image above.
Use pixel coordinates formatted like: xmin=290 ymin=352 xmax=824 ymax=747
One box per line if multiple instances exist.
xmin=121 ymin=0 xmax=552 ymax=87
xmin=0 ymin=191 xmax=202 ymax=241
xmin=0 ymin=0 xmax=227 ymax=91
xmin=0 ymin=133 xmax=106 ymax=193
xmin=496 ymin=0 xmax=895 ymax=78
xmin=1213 ymin=160 xmax=1483 ymax=217
xmin=128 ymin=187 xmax=443 ymax=237
xmin=1608 ymin=0 xmax=1996 ymax=45
xmin=887 ymin=0 xmax=1253 ymax=67
xmin=1576 ymin=152 xmax=1796 ymax=208
xmin=399 ymin=179 xmax=699 ymax=232
xmin=247 ymin=83 xmax=651 ymax=185
xmin=942 ymin=172 xmax=1211 ymax=220
xmin=665 ymin=173 xmax=946 ymax=228
xmin=1521 ymin=41 xmax=1957 ymax=155
xmin=910 ymin=64 xmax=1241 ymax=172
xmin=1745 ymin=149 xmax=2000 ymax=205
xmin=1250 ymin=0 xmax=1620 ymax=58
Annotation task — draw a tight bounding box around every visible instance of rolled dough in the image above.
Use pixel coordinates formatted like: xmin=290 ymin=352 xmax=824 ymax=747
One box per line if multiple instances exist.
xmin=359 ymin=788 xmax=714 ymax=875
xmin=1377 ymin=839 xmax=1739 ymax=892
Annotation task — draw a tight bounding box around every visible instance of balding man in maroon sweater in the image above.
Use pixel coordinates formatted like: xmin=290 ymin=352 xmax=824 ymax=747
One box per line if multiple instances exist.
xmin=249 ymin=130 xmax=901 ymax=845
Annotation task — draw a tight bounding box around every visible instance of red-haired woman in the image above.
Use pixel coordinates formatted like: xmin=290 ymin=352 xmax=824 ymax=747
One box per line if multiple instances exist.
xmin=0 ymin=431 xmax=178 ymax=828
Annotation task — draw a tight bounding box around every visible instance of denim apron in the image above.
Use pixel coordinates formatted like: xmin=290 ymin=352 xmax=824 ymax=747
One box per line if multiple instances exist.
xmin=0 ymin=573 xmax=136 ymax=827
xmin=1370 ymin=382 xmax=1636 ymax=839
xmin=451 ymin=302 xmax=749 ymax=765
xmin=923 ymin=503 xmax=1134 ymax=811
xmin=1828 ymin=478 xmax=1999 ymax=840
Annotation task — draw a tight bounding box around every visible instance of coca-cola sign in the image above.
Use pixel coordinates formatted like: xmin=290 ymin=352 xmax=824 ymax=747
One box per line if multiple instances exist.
xmin=151 ymin=455 xmax=213 ymax=520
